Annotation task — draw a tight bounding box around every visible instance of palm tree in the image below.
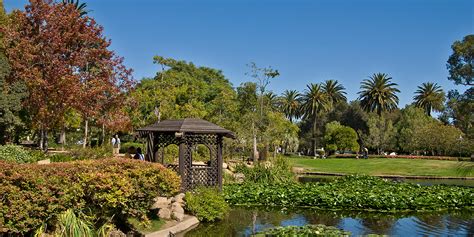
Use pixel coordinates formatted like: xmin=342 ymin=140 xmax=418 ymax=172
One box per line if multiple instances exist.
xmin=264 ymin=91 xmax=280 ymax=111
xmin=321 ymin=79 xmax=347 ymax=105
xmin=413 ymin=82 xmax=445 ymax=116
xmin=62 ymin=0 xmax=89 ymax=17
xmin=358 ymin=73 xmax=400 ymax=115
xmin=302 ymin=83 xmax=330 ymax=156
xmin=280 ymin=90 xmax=301 ymax=123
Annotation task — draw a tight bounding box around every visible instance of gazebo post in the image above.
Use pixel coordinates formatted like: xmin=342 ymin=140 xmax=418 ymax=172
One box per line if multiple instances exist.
xmin=217 ymin=135 xmax=223 ymax=191
xmin=178 ymin=141 xmax=186 ymax=189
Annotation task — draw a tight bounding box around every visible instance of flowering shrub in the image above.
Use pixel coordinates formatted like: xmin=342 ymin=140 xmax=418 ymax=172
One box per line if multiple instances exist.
xmin=0 ymin=158 xmax=180 ymax=234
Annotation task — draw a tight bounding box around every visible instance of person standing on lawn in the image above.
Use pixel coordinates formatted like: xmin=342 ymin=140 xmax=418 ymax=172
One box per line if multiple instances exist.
xmin=111 ymin=135 xmax=121 ymax=156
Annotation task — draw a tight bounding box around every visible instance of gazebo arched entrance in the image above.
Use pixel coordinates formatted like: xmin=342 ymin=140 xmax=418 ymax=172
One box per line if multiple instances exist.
xmin=137 ymin=118 xmax=235 ymax=191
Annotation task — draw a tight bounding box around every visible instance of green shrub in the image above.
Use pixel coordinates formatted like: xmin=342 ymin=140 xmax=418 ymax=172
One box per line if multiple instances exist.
xmin=0 ymin=145 xmax=41 ymax=163
xmin=49 ymin=153 xmax=75 ymax=162
xmin=0 ymin=158 xmax=181 ymax=234
xmin=120 ymin=142 xmax=144 ymax=154
xmin=185 ymin=187 xmax=230 ymax=222
xmin=235 ymin=156 xmax=295 ymax=184
xmin=224 ymin=175 xmax=474 ymax=211
xmin=252 ymin=224 xmax=351 ymax=237
xmin=68 ymin=146 xmax=111 ymax=160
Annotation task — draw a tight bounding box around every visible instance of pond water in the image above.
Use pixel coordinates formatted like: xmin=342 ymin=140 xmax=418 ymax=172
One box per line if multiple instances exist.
xmin=298 ymin=175 xmax=474 ymax=187
xmin=184 ymin=207 xmax=474 ymax=237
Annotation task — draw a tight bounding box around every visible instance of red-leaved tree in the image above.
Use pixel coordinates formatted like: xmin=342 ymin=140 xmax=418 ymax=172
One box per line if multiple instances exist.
xmin=3 ymin=0 xmax=133 ymax=151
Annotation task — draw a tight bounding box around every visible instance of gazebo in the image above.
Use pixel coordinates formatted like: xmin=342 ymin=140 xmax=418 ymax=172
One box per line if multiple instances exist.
xmin=136 ymin=118 xmax=235 ymax=191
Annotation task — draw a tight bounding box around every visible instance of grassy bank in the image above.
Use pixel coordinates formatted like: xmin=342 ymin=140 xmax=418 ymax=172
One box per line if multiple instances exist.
xmin=288 ymin=157 xmax=473 ymax=177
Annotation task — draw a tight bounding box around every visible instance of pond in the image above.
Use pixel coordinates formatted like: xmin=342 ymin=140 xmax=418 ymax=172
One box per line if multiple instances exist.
xmin=298 ymin=175 xmax=474 ymax=187
xmin=183 ymin=207 xmax=474 ymax=236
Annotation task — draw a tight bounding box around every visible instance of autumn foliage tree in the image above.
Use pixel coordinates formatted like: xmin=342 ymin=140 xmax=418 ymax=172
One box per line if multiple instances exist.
xmin=2 ymin=0 xmax=132 ymax=150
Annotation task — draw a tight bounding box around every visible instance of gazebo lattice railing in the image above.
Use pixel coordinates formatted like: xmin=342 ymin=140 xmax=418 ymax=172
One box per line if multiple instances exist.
xmin=137 ymin=119 xmax=234 ymax=191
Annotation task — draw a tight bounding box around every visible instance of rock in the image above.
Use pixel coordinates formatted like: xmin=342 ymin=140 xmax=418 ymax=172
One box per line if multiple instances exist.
xmin=158 ymin=208 xmax=171 ymax=220
xmin=109 ymin=229 xmax=126 ymax=237
xmin=151 ymin=197 xmax=171 ymax=209
xmin=222 ymin=162 xmax=228 ymax=169
xmin=228 ymin=164 xmax=235 ymax=172
xmin=233 ymin=173 xmax=245 ymax=183
xmin=171 ymin=193 xmax=185 ymax=204
xmin=37 ymin=159 xmax=50 ymax=165
xmin=292 ymin=167 xmax=304 ymax=174
xmin=172 ymin=211 xmax=185 ymax=222
xmin=224 ymin=169 xmax=233 ymax=176
xmin=171 ymin=202 xmax=185 ymax=214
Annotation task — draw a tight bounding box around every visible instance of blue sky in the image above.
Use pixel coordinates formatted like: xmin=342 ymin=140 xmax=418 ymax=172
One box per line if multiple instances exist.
xmin=5 ymin=0 xmax=473 ymax=106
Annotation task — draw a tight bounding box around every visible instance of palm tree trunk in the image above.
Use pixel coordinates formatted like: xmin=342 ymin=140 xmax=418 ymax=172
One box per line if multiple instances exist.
xmin=312 ymin=114 xmax=317 ymax=156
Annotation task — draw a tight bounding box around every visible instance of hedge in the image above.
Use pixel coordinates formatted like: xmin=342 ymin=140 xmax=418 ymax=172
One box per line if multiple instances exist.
xmin=330 ymin=154 xmax=471 ymax=161
xmin=0 ymin=158 xmax=181 ymax=234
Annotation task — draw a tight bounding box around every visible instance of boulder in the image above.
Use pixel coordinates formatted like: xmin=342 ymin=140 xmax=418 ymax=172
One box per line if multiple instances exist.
xmin=158 ymin=208 xmax=171 ymax=220
xmin=224 ymin=168 xmax=233 ymax=176
xmin=222 ymin=162 xmax=228 ymax=169
xmin=233 ymin=173 xmax=245 ymax=183
xmin=172 ymin=211 xmax=185 ymax=222
xmin=109 ymin=229 xmax=127 ymax=237
xmin=171 ymin=193 xmax=185 ymax=204
xmin=151 ymin=197 xmax=171 ymax=209
xmin=37 ymin=159 xmax=50 ymax=165
xmin=171 ymin=202 xmax=185 ymax=214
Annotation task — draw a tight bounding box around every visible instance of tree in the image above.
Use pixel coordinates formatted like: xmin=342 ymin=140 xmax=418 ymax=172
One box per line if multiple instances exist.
xmin=341 ymin=101 xmax=368 ymax=148
xmin=245 ymin=62 xmax=280 ymax=160
xmin=3 ymin=0 xmax=132 ymax=151
xmin=413 ymin=82 xmax=445 ymax=116
xmin=262 ymin=111 xmax=299 ymax=158
xmin=323 ymin=121 xmax=359 ymax=154
xmin=0 ymin=1 xmax=29 ymax=144
xmin=358 ymin=73 xmax=400 ymax=115
xmin=321 ymin=79 xmax=347 ymax=105
xmin=441 ymin=89 xmax=474 ymax=139
xmin=364 ymin=113 xmax=397 ymax=154
xmin=62 ymin=0 xmax=89 ymax=17
xmin=280 ymin=90 xmax=301 ymax=123
xmin=301 ymin=83 xmax=330 ymax=156
xmin=447 ymin=34 xmax=474 ymax=86
xmin=396 ymin=105 xmax=435 ymax=154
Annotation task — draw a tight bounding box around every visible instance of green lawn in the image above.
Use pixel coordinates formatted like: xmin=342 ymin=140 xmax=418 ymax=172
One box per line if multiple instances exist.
xmin=289 ymin=157 xmax=473 ymax=177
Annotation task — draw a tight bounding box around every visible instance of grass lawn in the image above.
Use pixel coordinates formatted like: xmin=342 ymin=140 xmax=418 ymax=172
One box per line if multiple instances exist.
xmin=288 ymin=156 xmax=473 ymax=177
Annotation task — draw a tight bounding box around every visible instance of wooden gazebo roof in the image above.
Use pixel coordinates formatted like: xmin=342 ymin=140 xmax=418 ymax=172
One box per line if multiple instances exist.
xmin=136 ymin=118 xmax=235 ymax=138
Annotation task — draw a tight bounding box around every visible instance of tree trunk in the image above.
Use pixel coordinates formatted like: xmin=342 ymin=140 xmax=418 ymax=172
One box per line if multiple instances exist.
xmin=101 ymin=123 xmax=105 ymax=146
xmin=39 ymin=128 xmax=44 ymax=151
xmin=83 ymin=120 xmax=88 ymax=148
xmin=312 ymin=114 xmax=317 ymax=156
xmin=60 ymin=125 xmax=66 ymax=151
xmin=252 ymin=121 xmax=258 ymax=161
xmin=43 ymin=129 xmax=48 ymax=152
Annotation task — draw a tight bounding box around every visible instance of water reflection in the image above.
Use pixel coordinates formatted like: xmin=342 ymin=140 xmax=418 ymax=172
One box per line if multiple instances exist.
xmin=184 ymin=207 xmax=474 ymax=237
